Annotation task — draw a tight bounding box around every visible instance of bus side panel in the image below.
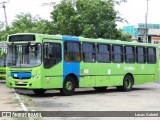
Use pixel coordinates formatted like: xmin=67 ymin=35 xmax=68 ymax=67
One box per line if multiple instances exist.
xmin=132 ymin=64 xmax=147 ymax=85
xmin=146 ymin=64 xmax=156 ymax=82
xmin=80 ymin=62 xmax=96 ymax=87
xmin=103 ymin=63 xmax=124 ymax=86
xmin=109 ymin=76 xmax=124 ymax=86
xmin=42 ymin=62 xmax=63 ymax=89
xmin=96 ymin=63 xmax=106 ymax=87
xmin=62 ymin=36 xmax=80 ymax=83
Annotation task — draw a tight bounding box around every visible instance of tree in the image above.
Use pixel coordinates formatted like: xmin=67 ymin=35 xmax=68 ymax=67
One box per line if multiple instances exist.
xmin=0 ymin=13 xmax=54 ymax=40
xmin=116 ymin=29 xmax=132 ymax=41
xmin=11 ymin=13 xmax=54 ymax=33
xmin=0 ymin=0 xmax=131 ymax=41
xmin=51 ymin=0 xmax=129 ymax=40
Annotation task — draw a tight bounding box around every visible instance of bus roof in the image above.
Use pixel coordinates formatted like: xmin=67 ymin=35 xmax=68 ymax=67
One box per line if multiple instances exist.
xmin=8 ymin=33 xmax=158 ymax=47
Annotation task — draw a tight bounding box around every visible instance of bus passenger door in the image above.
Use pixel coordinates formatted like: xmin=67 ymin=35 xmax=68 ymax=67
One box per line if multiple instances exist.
xmin=42 ymin=39 xmax=63 ymax=89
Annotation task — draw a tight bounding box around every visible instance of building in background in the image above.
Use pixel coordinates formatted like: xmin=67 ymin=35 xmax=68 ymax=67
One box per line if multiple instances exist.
xmin=123 ymin=23 xmax=160 ymax=44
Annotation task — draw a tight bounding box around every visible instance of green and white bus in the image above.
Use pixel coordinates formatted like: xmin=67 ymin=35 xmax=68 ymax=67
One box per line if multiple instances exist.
xmin=6 ymin=33 xmax=159 ymax=95
xmin=0 ymin=42 xmax=7 ymax=81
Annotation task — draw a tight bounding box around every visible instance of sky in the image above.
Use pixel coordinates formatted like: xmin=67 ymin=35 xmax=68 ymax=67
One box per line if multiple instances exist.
xmin=0 ymin=0 xmax=160 ymax=28
xmin=115 ymin=0 xmax=160 ymax=28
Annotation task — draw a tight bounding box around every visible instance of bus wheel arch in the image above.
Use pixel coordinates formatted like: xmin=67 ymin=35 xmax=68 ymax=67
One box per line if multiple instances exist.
xmin=60 ymin=74 xmax=78 ymax=96
xmin=117 ymin=73 xmax=134 ymax=91
xmin=125 ymin=73 xmax=134 ymax=85
xmin=123 ymin=73 xmax=134 ymax=91
xmin=66 ymin=73 xmax=79 ymax=88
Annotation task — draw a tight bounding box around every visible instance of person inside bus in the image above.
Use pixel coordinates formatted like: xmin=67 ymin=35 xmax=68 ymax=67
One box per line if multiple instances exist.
xmin=65 ymin=53 xmax=71 ymax=62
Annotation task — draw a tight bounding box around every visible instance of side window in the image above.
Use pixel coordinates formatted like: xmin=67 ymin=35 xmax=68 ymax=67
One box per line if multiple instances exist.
xmin=44 ymin=42 xmax=61 ymax=68
xmin=82 ymin=43 xmax=96 ymax=62
xmin=112 ymin=45 xmax=123 ymax=63
xmin=64 ymin=41 xmax=81 ymax=62
xmin=125 ymin=46 xmax=135 ymax=63
xmin=97 ymin=44 xmax=110 ymax=63
xmin=147 ymin=47 xmax=156 ymax=64
xmin=136 ymin=47 xmax=146 ymax=63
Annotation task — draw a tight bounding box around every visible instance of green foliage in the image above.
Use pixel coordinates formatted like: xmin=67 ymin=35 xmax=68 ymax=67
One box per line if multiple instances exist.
xmin=116 ymin=29 xmax=132 ymax=41
xmin=0 ymin=13 xmax=54 ymax=40
xmin=51 ymin=0 xmax=130 ymax=40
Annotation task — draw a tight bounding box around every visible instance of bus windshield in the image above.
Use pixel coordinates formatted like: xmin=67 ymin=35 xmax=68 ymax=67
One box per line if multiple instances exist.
xmin=0 ymin=48 xmax=7 ymax=67
xmin=7 ymin=43 xmax=41 ymax=68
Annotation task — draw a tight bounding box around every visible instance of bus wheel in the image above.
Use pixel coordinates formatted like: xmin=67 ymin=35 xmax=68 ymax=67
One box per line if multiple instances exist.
xmin=60 ymin=76 xmax=75 ymax=96
xmin=122 ymin=75 xmax=133 ymax=91
xmin=93 ymin=87 xmax=107 ymax=91
xmin=33 ymin=89 xmax=46 ymax=95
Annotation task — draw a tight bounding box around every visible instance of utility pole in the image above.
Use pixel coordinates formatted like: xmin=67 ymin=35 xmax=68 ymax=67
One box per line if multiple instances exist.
xmin=0 ymin=1 xmax=9 ymax=27
xmin=144 ymin=0 xmax=149 ymax=43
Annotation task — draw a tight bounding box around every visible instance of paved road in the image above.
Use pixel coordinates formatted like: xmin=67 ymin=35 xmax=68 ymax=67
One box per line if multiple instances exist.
xmin=0 ymin=82 xmax=22 ymax=111
xmin=0 ymin=80 xmax=159 ymax=120
xmin=14 ymin=82 xmax=160 ymax=120
xmin=16 ymin=82 xmax=160 ymax=111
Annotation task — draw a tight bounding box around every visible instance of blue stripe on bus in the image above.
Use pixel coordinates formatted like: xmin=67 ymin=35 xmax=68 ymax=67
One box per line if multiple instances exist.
xmin=10 ymin=72 xmax=32 ymax=79
xmin=62 ymin=36 xmax=80 ymax=82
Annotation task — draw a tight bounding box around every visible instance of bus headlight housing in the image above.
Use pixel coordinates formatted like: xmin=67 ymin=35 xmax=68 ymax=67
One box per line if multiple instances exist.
xmin=33 ymin=75 xmax=40 ymax=79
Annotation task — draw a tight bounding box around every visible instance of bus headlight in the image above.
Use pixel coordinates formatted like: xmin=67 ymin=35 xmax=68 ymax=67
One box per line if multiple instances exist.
xmin=33 ymin=75 xmax=40 ymax=79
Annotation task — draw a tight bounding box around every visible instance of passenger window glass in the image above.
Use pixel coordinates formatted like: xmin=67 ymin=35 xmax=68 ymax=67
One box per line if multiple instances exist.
xmin=64 ymin=42 xmax=81 ymax=62
xmin=112 ymin=45 xmax=123 ymax=63
xmin=97 ymin=44 xmax=110 ymax=62
xmin=136 ymin=47 xmax=146 ymax=63
xmin=125 ymin=46 xmax=135 ymax=63
xmin=147 ymin=47 xmax=156 ymax=64
xmin=82 ymin=43 xmax=95 ymax=62
xmin=44 ymin=42 xmax=61 ymax=68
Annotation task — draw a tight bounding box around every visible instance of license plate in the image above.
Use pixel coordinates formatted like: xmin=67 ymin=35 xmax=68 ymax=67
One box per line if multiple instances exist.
xmin=17 ymin=81 xmax=24 ymax=84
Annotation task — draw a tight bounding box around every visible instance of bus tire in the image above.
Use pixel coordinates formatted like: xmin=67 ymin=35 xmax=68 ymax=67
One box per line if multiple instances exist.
xmin=60 ymin=76 xmax=75 ymax=96
xmin=33 ymin=89 xmax=46 ymax=95
xmin=122 ymin=75 xmax=133 ymax=91
xmin=93 ymin=87 xmax=107 ymax=91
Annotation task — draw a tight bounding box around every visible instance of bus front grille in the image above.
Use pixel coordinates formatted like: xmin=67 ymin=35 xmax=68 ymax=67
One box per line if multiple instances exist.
xmin=15 ymin=84 xmax=27 ymax=86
